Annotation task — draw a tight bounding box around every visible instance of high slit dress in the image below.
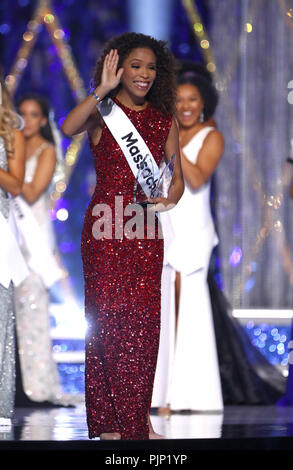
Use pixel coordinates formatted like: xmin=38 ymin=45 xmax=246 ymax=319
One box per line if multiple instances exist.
xmin=81 ymin=98 xmax=172 ymax=440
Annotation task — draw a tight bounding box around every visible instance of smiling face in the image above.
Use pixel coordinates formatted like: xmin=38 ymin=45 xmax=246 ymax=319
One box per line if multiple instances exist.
xmin=119 ymin=47 xmax=157 ymax=103
xmin=176 ymin=83 xmax=204 ymax=129
xmin=18 ymin=99 xmax=47 ymax=139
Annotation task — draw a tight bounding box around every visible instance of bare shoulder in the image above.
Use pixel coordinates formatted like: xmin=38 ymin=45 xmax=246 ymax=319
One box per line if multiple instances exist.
xmin=39 ymin=142 xmax=57 ymax=161
xmin=204 ymin=128 xmax=224 ymax=148
xmin=206 ymin=128 xmax=223 ymax=140
xmin=41 ymin=142 xmax=55 ymax=153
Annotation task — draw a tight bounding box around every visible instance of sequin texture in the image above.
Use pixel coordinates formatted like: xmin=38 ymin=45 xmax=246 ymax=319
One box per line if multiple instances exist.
xmin=0 ymin=137 xmax=15 ymax=419
xmin=81 ymin=99 xmax=172 ymax=440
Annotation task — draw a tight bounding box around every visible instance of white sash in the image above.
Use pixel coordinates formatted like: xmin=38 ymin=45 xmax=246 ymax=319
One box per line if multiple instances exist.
xmin=0 ymin=210 xmax=29 ymax=288
xmin=10 ymin=196 xmax=63 ymax=288
xmin=98 ymin=98 xmax=160 ymax=198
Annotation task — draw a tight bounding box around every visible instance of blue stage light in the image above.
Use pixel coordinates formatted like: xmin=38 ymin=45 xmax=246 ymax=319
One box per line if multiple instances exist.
xmin=128 ymin=0 xmax=174 ymax=42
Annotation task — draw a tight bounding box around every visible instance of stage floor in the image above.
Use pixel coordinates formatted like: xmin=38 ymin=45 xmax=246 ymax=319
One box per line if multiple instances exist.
xmin=1 ymin=405 xmax=293 ymax=454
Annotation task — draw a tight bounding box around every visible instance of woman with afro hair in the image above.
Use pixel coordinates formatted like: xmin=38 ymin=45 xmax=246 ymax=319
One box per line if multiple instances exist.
xmin=62 ymin=32 xmax=184 ymax=440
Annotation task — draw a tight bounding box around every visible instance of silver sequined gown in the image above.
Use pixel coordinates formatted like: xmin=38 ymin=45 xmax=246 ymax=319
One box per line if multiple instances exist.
xmin=0 ymin=137 xmax=15 ymax=419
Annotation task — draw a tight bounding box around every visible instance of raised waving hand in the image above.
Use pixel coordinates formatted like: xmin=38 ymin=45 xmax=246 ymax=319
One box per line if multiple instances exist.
xmin=61 ymin=49 xmax=124 ymax=137
xmin=100 ymin=49 xmax=124 ymax=94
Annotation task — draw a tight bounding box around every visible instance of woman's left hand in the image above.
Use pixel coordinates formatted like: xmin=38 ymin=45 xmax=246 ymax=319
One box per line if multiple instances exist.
xmin=146 ymin=197 xmax=176 ymax=213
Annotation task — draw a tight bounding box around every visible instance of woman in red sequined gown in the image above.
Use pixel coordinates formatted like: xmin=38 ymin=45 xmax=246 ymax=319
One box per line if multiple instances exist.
xmin=62 ymin=33 xmax=184 ymax=440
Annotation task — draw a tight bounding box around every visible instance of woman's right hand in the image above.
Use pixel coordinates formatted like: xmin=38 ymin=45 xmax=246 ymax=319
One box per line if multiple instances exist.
xmin=61 ymin=49 xmax=124 ymax=137
xmin=99 ymin=49 xmax=124 ymax=95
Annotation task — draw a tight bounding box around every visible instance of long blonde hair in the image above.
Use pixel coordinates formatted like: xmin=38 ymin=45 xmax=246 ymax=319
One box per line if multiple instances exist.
xmin=0 ymin=78 xmax=19 ymax=158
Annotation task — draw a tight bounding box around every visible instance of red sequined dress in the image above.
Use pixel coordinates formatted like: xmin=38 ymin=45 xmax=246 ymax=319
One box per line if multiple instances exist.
xmin=81 ymin=98 xmax=172 ymax=440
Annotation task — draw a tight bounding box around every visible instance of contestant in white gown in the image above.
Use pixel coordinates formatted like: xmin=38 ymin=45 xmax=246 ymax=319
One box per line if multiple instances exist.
xmin=152 ymin=62 xmax=224 ymax=412
xmin=13 ymin=94 xmax=78 ymax=406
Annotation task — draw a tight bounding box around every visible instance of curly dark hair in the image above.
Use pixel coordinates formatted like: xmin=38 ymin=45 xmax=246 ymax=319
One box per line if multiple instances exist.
xmin=176 ymin=61 xmax=218 ymax=121
xmin=91 ymin=32 xmax=176 ymax=115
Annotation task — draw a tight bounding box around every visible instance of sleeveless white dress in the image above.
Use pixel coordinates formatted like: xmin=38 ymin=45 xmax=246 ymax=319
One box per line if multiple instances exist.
xmin=152 ymin=127 xmax=223 ymax=411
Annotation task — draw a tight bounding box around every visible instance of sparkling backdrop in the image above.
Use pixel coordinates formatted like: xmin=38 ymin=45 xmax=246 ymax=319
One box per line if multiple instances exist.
xmin=209 ymin=0 xmax=293 ymax=308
